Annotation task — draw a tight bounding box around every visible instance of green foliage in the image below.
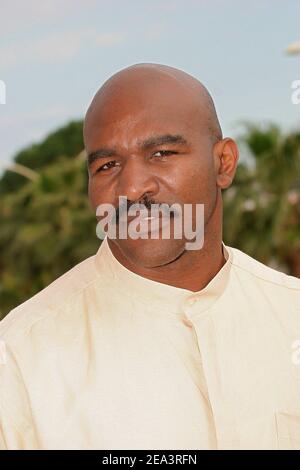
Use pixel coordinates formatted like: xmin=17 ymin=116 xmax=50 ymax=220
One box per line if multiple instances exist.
xmin=0 ymin=120 xmax=84 ymax=195
xmin=0 ymin=148 xmax=99 ymax=320
xmin=223 ymin=123 xmax=300 ymax=273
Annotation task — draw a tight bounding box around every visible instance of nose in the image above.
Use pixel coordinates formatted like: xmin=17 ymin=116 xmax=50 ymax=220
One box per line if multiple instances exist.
xmin=117 ymin=156 xmax=159 ymax=202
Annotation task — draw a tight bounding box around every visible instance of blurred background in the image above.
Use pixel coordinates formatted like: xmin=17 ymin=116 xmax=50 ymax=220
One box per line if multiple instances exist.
xmin=0 ymin=0 xmax=299 ymax=320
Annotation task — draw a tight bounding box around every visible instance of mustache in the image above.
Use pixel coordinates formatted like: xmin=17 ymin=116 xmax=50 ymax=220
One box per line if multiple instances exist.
xmin=112 ymin=197 xmax=176 ymax=225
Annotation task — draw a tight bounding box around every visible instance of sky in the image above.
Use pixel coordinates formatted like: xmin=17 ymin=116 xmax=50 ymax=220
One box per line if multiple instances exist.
xmin=0 ymin=0 xmax=299 ymax=173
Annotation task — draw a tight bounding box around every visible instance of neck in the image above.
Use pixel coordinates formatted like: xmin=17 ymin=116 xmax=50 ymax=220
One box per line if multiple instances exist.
xmin=108 ymin=191 xmax=225 ymax=293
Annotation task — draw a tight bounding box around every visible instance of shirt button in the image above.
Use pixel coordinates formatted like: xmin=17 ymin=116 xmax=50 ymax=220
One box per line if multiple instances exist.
xmin=187 ymin=296 xmax=198 ymax=306
xmin=182 ymin=316 xmax=193 ymax=327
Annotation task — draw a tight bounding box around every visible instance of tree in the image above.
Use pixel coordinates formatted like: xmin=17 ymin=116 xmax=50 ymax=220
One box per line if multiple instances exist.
xmin=223 ymin=123 xmax=300 ymax=276
xmin=0 ymin=120 xmax=84 ymax=195
xmin=0 ymin=153 xmax=99 ymax=320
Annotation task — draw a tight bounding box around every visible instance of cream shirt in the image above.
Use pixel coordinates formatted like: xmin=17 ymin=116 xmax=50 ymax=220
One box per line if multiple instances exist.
xmin=0 ymin=236 xmax=300 ymax=450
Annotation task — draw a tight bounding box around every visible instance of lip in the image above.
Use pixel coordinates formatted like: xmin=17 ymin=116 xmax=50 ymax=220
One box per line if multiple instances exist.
xmin=125 ymin=212 xmax=173 ymax=223
xmin=140 ymin=216 xmax=157 ymax=221
xmin=125 ymin=214 xmax=161 ymax=224
xmin=117 ymin=211 xmax=176 ymax=237
xmin=133 ymin=215 xmax=171 ymax=237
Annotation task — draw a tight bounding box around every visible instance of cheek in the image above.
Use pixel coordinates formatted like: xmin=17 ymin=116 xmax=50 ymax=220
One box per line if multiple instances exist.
xmin=169 ymin=160 xmax=216 ymax=204
xmin=88 ymin=178 xmax=117 ymax=217
xmin=88 ymin=179 xmax=98 ymax=210
xmin=88 ymin=178 xmax=108 ymax=211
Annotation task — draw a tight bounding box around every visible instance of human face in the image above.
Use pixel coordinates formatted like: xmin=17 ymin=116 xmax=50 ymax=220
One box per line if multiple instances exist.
xmin=85 ymin=93 xmax=218 ymax=268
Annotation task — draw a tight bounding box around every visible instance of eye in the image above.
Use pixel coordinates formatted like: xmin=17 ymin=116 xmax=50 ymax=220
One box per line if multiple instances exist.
xmin=95 ymin=161 xmax=120 ymax=173
xmin=152 ymin=150 xmax=177 ymax=159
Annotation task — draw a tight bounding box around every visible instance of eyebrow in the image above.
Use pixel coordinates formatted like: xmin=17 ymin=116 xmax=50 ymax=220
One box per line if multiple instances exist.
xmin=87 ymin=134 xmax=188 ymax=168
xmin=87 ymin=148 xmax=117 ymax=167
xmin=137 ymin=133 xmax=188 ymax=149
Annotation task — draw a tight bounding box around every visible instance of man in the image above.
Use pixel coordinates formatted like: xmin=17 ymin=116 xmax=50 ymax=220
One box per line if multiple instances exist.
xmin=0 ymin=63 xmax=300 ymax=450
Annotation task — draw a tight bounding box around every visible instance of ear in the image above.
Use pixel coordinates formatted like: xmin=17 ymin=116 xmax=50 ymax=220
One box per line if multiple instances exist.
xmin=213 ymin=138 xmax=239 ymax=189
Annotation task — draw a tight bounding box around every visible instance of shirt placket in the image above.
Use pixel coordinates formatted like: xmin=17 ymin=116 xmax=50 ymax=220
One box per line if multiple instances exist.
xmin=180 ymin=293 xmax=239 ymax=449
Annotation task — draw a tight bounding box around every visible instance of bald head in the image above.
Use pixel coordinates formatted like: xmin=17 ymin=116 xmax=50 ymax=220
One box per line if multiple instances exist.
xmin=84 ymin=63 xmax=222 ymax=146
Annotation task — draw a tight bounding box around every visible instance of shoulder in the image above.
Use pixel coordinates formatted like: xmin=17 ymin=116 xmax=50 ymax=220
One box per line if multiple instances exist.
xmin=0 ymin=252 xmax=102 ymax=344
xmin=228 ymin=245 xmax=300 ymax=292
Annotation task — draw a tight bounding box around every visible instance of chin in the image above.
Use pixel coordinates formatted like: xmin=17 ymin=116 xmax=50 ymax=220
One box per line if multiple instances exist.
xmin=115 ymin=237 xmax=186 ymax=269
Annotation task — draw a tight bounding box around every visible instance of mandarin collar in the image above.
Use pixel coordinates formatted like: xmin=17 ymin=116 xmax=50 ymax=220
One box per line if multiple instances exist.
xmin=94 ymin=235 xmax=233 ymax=315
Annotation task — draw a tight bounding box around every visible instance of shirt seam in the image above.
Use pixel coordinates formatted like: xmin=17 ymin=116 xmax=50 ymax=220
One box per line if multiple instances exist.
xmin=0 ymin=262 xmax=104 ymax=342
xmin=230 ymin=259 xmax=300 ymax=291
